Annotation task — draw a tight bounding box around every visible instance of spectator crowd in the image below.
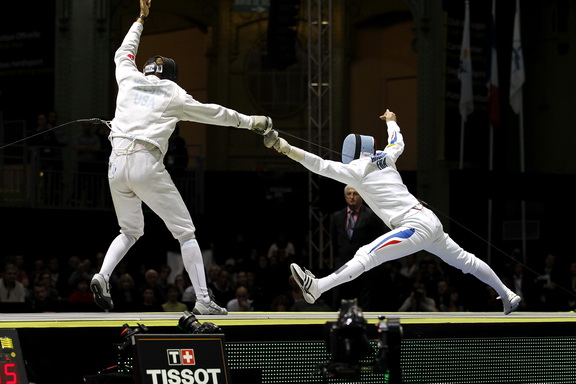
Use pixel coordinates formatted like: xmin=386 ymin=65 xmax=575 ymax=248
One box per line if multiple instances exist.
xmin=1 ymin=237 xmax=575 ymax=314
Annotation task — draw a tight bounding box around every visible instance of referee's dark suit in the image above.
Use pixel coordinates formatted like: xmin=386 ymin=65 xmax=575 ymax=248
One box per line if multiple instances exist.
xmin=330 ymin=203 xmax=386 ymax=310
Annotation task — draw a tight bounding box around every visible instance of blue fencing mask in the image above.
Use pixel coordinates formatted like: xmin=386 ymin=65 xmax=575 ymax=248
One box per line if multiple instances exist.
xmin=342 ymin=134 xmax=375 ymax=164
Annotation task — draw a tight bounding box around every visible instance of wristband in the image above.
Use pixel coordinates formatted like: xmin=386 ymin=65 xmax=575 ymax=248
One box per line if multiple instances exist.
xmin=138 ymin=14 xmax=147 ymax=22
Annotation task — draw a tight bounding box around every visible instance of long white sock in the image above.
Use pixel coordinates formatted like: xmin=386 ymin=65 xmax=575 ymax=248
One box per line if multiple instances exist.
xmin=181 ymin=239 xmax=210 ymax=303
xmin=318 ymin=258 xmax=366 ymax=294
xmin=99 ymin=233 xmax=136 ymax=281
xmin=472 ymin=259 xmax=511 ymax=299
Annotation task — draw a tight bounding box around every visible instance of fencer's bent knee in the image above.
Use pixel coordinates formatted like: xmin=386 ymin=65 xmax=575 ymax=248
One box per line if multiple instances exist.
xmin=178 ymin=232 xmax=196 ymax=245
xmin=352 ymin=246 xmax=375 ymax=271
xmin=463 ymin=254 xmax=481 ymax=274
xmin=120 ymin=232 xmax=139 ymax=243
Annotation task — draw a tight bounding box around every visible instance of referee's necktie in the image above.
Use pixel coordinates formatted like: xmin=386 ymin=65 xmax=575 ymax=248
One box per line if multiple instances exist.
xmin=347 ymin=210 xmax=356 ymax=239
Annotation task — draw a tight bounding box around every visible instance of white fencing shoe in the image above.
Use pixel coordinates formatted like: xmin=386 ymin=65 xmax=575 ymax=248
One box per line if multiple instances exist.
xmin=193 ymin=300 xmax=228 ymax=315
xmin=290 ymin=263 xmax=320 ymax=304
xmin=90 ymin=273 xmax=113 ymax=311
xmin=501 ymin=292 xmax=521 ymax=315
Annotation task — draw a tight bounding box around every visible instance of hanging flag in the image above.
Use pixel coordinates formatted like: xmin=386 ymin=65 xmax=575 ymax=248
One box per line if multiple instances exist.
xmin=458 ymin=0 xmax=474 ymax=122
xmin=510 ymin=0 xmax=524 ymax=115
xmin=487 ymin=0 xmax=500 ymax=127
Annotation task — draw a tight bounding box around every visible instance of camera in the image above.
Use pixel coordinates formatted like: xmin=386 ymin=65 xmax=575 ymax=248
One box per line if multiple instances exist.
xmin=319 ymin=299 xmax=404 ymax=383
xmin=178 ymin=310 xmax=223 ymax=334
xmin=319 ymin=299 xmax=374 ymax=380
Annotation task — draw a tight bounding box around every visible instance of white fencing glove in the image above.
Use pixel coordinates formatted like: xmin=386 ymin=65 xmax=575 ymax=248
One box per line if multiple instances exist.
xmin=264 ymin=130 xmax=279 ymax=148
xmin=250 ymin=115 xmax=273 ymax=135
xmin=263 ymin=130 xmax=304 ymax=162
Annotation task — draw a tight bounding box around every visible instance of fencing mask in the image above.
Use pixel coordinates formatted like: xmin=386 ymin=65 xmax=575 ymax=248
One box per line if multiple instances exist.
xmin=342 ymin=134 xmax=375 ymax=164
xmin=143 ymin=55 xmax=178 ymax=83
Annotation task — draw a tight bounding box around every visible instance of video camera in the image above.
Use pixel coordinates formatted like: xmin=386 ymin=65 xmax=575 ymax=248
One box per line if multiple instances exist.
xmin=319 ymin=299 xmax=404 ymax=383
xmin=97 ymin=311 xmax=222 ymax=376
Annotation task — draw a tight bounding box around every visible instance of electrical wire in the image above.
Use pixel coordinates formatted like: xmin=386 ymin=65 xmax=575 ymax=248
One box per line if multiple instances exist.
xmin=0 ymin=118 xmax=109 ymax=150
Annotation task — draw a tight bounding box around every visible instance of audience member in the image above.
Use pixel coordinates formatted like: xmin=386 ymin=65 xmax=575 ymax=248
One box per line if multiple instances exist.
xmin=0 ymin=264 xmax=27 ymax=303
xmin=533 ymin=253 xmax=564 ymax=310
xmin=47 ymin=256 xmax=67 ymax=297
xmin=173 ymin=273 xmax=191 ymax=300
xmin=399 ymin=254 xmax=419 ymax=282
xmin=419 ymin=258 xmax=445 ymax=297
xmin=29 ymin=258 xmax=47 ymax=287
xmin=506 ymin=262 xmax=535 ymax=311
xmin=135 ymin=286 xmax=164 ymax=312
xmin=206 ymin=264 xmax=221 ymax=285
xmin=226 ymin=286 xmax=254 ymax=312
xmin=27 ymin=282 xmax=60 ymax=312
xmin=208 ymin=269 xmax=235 ymax=308
xmin=223 ymin=258 xmax=238 ymax=286
xmin=68 ymin=258 xmax=95 ymax=291
xmin=158 ymin=264 xmax=172 ymax=289
xmin=141 ymin=269 xmax=166 ymax=304
xmin=112 ymin=273 xmax=138 ymax=312
xmin=398 ymin=282 xmax=439 ymax=312
xmin=267 ymin=232 xmax=296 ymax=263
xmin=162 ymin=284 xmax=188 ymax=313
xmin=440 ymin=286 xmax=466 ymax=312
xmin=270 ymin=294 xmax=290 ymax=311
xmin=62 ymin=255 xmax=81 ymax=288
xmin=38 ymin=271 xmax=60 ymax=300
xmin=246 ymin=270 xmax=266 ymax=311
xmin=10 ymin=255 xmax=30 ymax=289
xmin=330 ymin=185 xmax=387 ymax=310
xmin=434 ymin=279 xmax=451 ymax=311
xmin=68 ymin=278 xmax=94 ymax=303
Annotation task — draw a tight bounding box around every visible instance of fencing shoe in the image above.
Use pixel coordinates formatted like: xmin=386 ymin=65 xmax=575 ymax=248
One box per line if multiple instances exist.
xmin=501 ymin=292 xmax=521 ymax=315
xmin=193 ymin=300 xmax=228 ymax=315
xmin=250 ymin=115 xmax=273 ymax=135
xmin=290 ymin=263 xmax=320 ymax=304
xmin=90 ymin=273 xmax=114 ymax=311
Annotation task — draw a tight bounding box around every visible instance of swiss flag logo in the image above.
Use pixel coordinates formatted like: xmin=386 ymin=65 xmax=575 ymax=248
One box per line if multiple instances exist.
xmin=181 ymin=349 xmax=195 ymax=365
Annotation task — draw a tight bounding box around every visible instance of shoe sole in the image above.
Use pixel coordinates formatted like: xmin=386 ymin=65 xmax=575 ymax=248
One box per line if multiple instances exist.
xmin=90 ymin=280 xmax=113 ymax=311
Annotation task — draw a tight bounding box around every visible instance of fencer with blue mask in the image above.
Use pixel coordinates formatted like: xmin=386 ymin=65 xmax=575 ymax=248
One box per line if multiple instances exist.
xmin=263 ymin=109 xmax=521 ymax=315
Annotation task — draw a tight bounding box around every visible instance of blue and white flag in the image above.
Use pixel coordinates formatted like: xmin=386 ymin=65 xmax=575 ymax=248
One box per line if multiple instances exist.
xmin=458 ymin=0 xmax=474 ymax=122
xmin=510 ymin=0 xmax=524 ymax=115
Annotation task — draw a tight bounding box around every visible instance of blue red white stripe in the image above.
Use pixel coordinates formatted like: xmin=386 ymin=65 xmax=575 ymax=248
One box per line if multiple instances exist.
xmin=369 ymin=228 xmax=415 ymax=253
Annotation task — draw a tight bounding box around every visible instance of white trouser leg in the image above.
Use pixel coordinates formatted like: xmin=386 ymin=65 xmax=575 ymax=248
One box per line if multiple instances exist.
xmin=470 ymin=259 xmax=512 ymax=299
xmin=181 ymin=239 xmax=210 ymax=303
xmin=100 ymin=233 xmax=136 ymax=280
xmin=317 ymin=258 xmax=366 ymax=294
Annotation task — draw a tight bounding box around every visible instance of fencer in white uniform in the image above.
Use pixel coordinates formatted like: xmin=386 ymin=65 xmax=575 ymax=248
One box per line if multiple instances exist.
xmin=264 ymin=109 xmax=521 ymax=315
xmin=90 ymin=0 xmax=272 ymax=315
